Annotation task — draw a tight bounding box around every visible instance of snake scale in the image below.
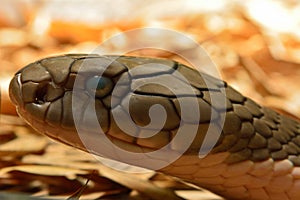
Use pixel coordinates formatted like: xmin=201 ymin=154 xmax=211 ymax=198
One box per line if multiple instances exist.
xmin=9 ymin=54 xmax=300 ymax=200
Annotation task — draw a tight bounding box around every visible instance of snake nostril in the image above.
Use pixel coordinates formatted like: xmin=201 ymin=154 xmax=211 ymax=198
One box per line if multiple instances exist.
xmin=35 ymin=83 xmax=48 ymax=104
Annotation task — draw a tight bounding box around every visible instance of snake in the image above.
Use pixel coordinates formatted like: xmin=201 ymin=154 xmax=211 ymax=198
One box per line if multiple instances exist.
xmin=8 ymin=54 xmax=300 ymax=200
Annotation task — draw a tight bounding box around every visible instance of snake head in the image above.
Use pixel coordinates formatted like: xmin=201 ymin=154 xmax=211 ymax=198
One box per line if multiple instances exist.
xmin=9 ymin=53 xmax=184 ymax=146
xmin=9 ymin=54 xmax=131 ymax=144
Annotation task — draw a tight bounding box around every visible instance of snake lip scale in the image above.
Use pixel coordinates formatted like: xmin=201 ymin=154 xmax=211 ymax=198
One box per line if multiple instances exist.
xmin=9 ymin=54 xmax=300 ymax=200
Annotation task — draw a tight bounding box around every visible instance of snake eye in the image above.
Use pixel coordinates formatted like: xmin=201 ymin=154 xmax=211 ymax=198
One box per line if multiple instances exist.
xmin=86 ymin=76 xmax=113 ymax=98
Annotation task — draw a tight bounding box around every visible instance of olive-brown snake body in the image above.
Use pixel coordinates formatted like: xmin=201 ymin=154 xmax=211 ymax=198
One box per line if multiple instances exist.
xmin=9 ymin=54 xmax=300 ymax=200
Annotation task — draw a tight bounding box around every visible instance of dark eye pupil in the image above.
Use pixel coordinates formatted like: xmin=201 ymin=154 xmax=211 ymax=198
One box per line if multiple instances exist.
xmin=86 ymin=76 xmax=113 ymax=98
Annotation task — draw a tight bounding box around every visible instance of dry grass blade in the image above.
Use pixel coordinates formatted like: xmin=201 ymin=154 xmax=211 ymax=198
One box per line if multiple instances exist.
xmin=67 ymin=177 xmax=91 ymax=200
xmin=239 ymin=56 xmax=282 ymax=97
xmin=96 ymin=164 xmax=184 ymax=200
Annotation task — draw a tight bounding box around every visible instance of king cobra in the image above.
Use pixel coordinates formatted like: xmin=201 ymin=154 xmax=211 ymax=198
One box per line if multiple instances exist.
xmin=9 ymin=54 xmax=300 ymax=200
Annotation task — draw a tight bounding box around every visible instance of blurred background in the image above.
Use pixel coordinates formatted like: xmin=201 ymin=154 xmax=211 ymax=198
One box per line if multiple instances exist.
xmin=1 ymin=0 xmax=300 ymax=199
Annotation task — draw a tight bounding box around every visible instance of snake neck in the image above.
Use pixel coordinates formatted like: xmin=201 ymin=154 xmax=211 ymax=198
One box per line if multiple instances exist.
xmin=160 ymin=152 xmax=299 ymax=200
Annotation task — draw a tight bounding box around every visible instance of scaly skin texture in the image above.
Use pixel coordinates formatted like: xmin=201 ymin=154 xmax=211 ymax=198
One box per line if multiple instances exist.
xmin=9 ymin=54 xmax=300 ymax=199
